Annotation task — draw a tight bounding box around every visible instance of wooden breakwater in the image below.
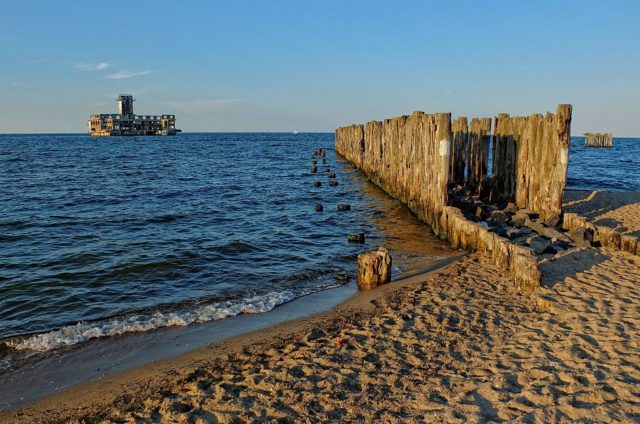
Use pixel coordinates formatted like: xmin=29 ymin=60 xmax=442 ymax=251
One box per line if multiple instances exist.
xmin=584 ymin=132 xmax=612 ymax=147
xmin=336 ymin=105 xmax=572 ymax=292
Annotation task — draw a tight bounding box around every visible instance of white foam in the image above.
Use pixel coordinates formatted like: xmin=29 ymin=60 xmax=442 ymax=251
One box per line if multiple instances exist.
xmin=6 ymin=289 xmax=313 ymax=353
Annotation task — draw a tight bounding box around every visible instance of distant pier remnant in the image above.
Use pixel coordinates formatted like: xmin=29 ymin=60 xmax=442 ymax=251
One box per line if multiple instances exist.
xmin=584 ymin=132 xmax=613 ymax=148
xmin=357 ymin=248 xmax=392 ymax=289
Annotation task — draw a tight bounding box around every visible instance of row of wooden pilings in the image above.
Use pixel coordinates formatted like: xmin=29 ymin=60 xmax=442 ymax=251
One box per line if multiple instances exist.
xmin=583 ymin=132 xmax=613 ymax=147
xmin=335 ymin=105 xmax=573 ymax=293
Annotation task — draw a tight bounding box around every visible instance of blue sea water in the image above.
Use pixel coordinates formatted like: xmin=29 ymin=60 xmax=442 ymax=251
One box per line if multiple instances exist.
xmin=567 ymin=137 xmax=640 ymax=191
xmin=0 ymin=133 xmax=453 ymax=358
xmin=0 ymin=133 xmax=637 ymax=359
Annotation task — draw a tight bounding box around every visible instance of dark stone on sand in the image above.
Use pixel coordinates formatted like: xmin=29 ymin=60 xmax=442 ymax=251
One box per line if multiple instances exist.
xmin=503 ymin=202 xmax=519 ymax=213
xmin=568 ymin=228 xmax=592 ymax=248
xmin=543 ymin=213 xmax=561 ymax=228
xmin=488 ymin=210 xmax=508 ymax=227
xmin=526 ymin=236 xmax=551 ymax=254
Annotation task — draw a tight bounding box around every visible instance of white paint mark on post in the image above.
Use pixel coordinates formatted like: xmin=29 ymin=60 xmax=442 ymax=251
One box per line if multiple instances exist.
xmin=560 ymin=147 xmax=568 ymax=165
xmin=439 ymin=139 xmax=450 ymax=156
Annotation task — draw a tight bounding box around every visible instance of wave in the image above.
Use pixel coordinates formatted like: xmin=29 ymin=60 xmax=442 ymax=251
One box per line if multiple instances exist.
xmin=2 ymin=283 xmax=342 ymax=354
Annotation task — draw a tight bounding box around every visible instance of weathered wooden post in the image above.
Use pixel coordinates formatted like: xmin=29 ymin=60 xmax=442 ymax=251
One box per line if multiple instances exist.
xmin=357 ymin=247 xmax=392 ymax=289
xmin=450 ymin=117 xmax=468 ymax=185
xmin=467 ymin=117 xmax=491 ymax=194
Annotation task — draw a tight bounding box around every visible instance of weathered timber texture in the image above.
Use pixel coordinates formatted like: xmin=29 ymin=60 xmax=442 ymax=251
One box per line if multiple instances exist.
xmin=490 ymin=105 xmax=572 ymax=219
xmin=450 ymin=117 xmax=468 ymax=185
xmin=466 ymin=118 xmax=491 ymax=195
xmin=584 ymin=132 xmax=613 ymax=147
xmin=337 ymin=112 xmax=451 ymax=234
xmin=357 ymin=247 xmax=392 ymax=289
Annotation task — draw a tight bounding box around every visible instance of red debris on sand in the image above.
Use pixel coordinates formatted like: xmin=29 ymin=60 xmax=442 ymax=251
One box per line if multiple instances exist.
xmin=335 ymin=337 xmax=355 ymax=349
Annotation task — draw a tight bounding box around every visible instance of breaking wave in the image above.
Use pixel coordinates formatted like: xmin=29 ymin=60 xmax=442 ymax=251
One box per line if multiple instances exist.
xmin=4 ymin=285 xmax=339 ymax=353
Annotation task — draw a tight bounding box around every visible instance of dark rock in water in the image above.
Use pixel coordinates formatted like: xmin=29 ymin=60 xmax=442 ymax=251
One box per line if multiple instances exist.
xmin=335 ymin=273 xmax=350 ymax=282
xmin=314 ymin=181 xmax=322 ymax=187
xmin=323 ymin=167 xmax=330 ymax=172
xmin=329 ymin=181 xmax=338 ymax=186
xmin=328 ymin=172 xmax=336 ymax=178
xmin=526 ymin=235 xmax=551 ymax=254
xmin=348 ymin=233 xmax=365 ymax=243
xmin=567 ymin=228 xmax=592 ymax=247
xmin=311 ymin=166 xmax=318 ymax=173
xmin=544 ymin=213 xmax=561 ymax=228
xmin=337 ymin=204 xmax=351 ymax=211
xmin=315 ymin=204 xmax=323 ymax=212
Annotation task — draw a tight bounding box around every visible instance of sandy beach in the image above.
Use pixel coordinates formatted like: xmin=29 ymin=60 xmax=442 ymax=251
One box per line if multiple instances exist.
xmin=2 ymin=191 xmax=639 ymax=423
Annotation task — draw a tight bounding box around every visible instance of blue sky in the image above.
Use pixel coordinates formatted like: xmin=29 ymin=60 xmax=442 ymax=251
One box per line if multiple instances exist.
xmin=1 ymin=0 xmax=639 ymax=135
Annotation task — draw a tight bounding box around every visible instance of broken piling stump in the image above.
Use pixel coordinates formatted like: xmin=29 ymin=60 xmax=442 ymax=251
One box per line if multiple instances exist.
xmin=314 ymin=181 xmax=322 ymax=187
xmin=329 ymin=181 xmax=338 ymax=186
xmin=357 ymin=247 xmax=392 ymax=289
xmin=311 ymin=166 xmax=318 ymax=173
xmin=328 ymin=172 xmax=336 ymax=178
xmin=315 ymin=204 xmax=323 ymax=212
xmin=337 ymin=204 xmax=351 ymax=211
xmin=348 ymin=233 xmax=365 ymax=243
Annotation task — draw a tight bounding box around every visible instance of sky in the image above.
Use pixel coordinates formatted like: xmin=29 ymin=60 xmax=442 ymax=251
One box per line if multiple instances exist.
xmin=0 ymin=0 xmax=639 ymax=135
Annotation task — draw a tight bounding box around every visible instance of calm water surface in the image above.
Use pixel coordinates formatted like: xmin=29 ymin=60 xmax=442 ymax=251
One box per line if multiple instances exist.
xmin=0 ymin=133 xmax=453 ymax=361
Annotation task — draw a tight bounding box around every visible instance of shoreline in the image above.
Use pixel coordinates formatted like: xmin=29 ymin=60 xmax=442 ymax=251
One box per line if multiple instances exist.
xmin=3 ymin=191 xmax=640 ymax=422
xmin=1 ymin=255 xmax=465 ymax=422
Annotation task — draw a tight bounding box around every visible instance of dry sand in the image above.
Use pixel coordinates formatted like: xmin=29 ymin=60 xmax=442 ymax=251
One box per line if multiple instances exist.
xmin=564 ymin=189 xmax=640 ymax=237
xmin=3 ymin=192 xmax=640 ymax=423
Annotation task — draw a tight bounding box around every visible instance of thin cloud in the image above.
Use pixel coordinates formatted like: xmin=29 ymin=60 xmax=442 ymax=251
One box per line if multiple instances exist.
xmin=105 ymin=70 xmax=154 ymax=80
xmin=10 ymin=81 xmax=27 ymax=86
xmin=75 ymin=62 xmax=110 ymax=71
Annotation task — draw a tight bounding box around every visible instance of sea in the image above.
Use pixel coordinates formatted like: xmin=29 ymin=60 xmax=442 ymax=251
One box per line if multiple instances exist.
xmin=0 ymin=134 xmax=638 ymax=368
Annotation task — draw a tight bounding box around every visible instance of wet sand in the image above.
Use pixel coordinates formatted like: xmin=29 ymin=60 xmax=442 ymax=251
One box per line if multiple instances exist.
xmin=3 ymin=192 xmax=640 ymax=423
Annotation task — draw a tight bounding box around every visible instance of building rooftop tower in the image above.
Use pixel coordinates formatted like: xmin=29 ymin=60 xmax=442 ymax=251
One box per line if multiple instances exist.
xmin=117 ymin=94 xmax=134 ymax=116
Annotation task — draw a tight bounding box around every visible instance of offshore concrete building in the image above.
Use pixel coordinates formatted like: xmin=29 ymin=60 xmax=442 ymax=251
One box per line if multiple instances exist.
xmin=88 ymin=95 xmax=180 ymax=136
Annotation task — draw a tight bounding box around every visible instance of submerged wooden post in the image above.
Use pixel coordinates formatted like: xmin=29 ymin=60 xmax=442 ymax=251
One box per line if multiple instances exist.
xmin=357 ymin=247 xmax=392 ymax=289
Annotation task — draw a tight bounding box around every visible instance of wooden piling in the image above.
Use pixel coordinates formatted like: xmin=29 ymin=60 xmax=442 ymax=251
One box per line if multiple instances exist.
xmin=467 ymin=118 xmax=491 ymax=195
xmin=335 ymin=104 xmax=572 ymax=293
xmin=584 ymin=132 xmax=613 ymax=147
